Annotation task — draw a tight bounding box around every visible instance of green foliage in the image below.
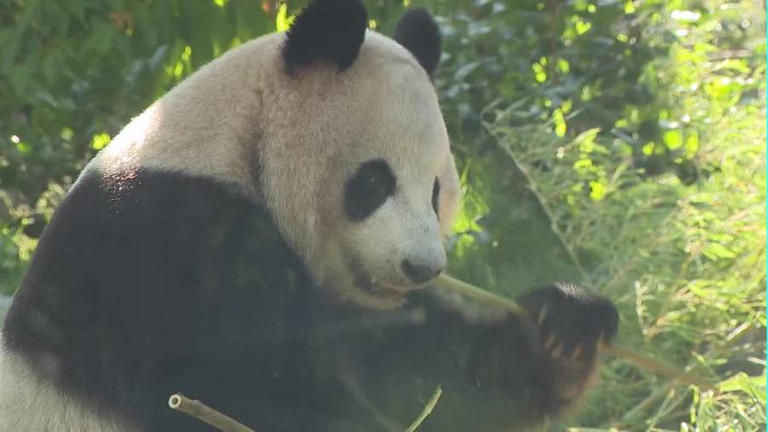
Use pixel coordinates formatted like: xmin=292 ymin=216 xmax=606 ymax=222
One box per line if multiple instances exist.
xmin=479 ymin=1 xmax=765 ymax=429
xmin=0 ymin=0 xmax=764 ymax=429
xmin=0 ymin=0 xmax=276 ymax=294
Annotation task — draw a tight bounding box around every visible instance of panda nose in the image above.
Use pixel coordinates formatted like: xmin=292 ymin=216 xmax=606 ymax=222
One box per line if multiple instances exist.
xmin=401 ymin=259 xmax=443 ymax=284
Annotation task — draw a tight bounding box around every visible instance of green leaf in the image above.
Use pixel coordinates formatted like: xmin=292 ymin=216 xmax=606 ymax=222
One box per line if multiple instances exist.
xmin=573 ymin=128 xmax=601 ymax=152
xmin=663 ymin=129 xmax=683 ymax=150
xmin=685 ymin=132 xmax=699 ymax=158
xmin=553 ymin=109 xmax=567 ymax=137
xmin=641 ymin=142 xmax=655 ymax=156
xmin=702 ymin=243 xmax=737 ymax=260
xmin=589 ymin=180 xmax=607 ymax=201
xmin=90 ymin=133 xmax=111 ymax=151
xmin=718 ymin=373 xmax=767 ymax=404
xmin=275 ymin=4 xmax=296 ymax=32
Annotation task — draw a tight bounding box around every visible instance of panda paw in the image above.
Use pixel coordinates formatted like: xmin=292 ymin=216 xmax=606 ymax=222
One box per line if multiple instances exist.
xmin=462 ymin=283 xmax=618 ymax=420
xmin=519 ymin=282 xmax=619 ymax=363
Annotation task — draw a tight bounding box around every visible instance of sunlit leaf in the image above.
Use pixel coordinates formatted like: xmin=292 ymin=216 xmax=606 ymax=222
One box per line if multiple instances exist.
xmin=589 ymin=180 xmax=607 ymax=201
xmin=275 ymin=3 xmax=296 ymax=32
xmin=718 ymin=373 xmax=767 ymax=404
xmin=642 ymin=142 xmax=655 ymax=155
xmin=702 ymin=243 xmax=737 ymax=260
xmin=90 ymin=133 xmax=111 ymax=151
xmin=554 ymin=109 xmax=567 ymax=137
xmin=685 ymin=132 xmax=699 ymax=158
xmin=663 ymin=129 xmax=683 ymax=150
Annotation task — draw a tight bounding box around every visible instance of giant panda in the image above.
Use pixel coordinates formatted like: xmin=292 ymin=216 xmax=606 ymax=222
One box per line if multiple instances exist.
xmin=0 ymin=0 xmax=619 ymax=430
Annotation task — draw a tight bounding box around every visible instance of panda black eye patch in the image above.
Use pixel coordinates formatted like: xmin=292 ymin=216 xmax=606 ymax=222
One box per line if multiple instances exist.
xmin=344 ymin=159 xmax=396 ymax=222
xmin=431 ymin=177 xmax=440 ymax=216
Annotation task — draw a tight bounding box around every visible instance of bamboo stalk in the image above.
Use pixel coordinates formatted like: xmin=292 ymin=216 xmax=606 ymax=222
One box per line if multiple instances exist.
xmin=607 ymin=345 xmax=714 ymax=390
xmin=433 ymin=274 xmax=713 ymax=389
xmin=403 ymin=385 xmax=443 ymax=432
xmin=168 ymin=393 xmax=255 ymax=432
xmin=434 ymin=273 xmax=528 ymax=317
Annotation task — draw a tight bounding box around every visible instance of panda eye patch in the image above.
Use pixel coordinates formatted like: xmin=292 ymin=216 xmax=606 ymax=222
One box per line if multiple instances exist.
xmin=431 ymin=177 xmax=440 ymax=216
xmin=344 ymin=159 xmax=396 ymax=222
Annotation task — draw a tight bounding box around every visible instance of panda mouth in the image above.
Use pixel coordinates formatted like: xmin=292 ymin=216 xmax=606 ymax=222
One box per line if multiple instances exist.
xmin=349 ymin=261 xmax=409 ymax=299
xmin=365 ymin=277 xmax=408 ymax=295
xmin=356 ymin=274 xmax=405 ymax=295
xmin=347 ymin=259 xmax=414 ymax=302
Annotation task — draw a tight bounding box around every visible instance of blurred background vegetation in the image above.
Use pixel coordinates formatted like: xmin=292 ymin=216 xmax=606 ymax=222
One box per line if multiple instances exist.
xmin=0 ymin=0 xmax=764 ymax=429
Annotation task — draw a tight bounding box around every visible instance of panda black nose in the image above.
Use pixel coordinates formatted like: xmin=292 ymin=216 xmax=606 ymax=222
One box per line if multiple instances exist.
xmin=401 ymin=259 xmax=443 ymax=284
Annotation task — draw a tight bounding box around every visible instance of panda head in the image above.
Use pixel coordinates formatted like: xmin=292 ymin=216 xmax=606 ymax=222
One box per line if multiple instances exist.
xmin=261 ymin=0 xmax=460 ymax=309
xmin=97 ymin=0 xmax=460 ymax=310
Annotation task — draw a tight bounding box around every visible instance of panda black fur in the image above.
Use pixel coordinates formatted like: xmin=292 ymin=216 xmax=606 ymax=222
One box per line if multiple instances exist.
xmin=0 ymin=1 xmax=618 ymax=430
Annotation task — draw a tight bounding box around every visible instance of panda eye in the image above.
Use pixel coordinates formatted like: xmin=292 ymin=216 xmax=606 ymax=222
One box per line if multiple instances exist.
xmin=431 ymin=177 xmax=440 ymax=216
xmin=344 ymin=159 xmax=396 ymax=222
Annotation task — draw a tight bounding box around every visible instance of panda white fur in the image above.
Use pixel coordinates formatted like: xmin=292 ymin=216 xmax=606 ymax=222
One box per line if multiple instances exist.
xmin=0 ymin=1 xmax=618 ymax=430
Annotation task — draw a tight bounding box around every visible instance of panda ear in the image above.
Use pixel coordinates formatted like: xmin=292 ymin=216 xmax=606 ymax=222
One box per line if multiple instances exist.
xmin=394 ymin=8 xmax=442 ymax=77
xmin=282 ymin=0 xmax=368 ymax=72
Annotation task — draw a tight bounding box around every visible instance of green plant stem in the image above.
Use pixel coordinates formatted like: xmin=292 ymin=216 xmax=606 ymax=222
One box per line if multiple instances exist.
xmin=168 ymin=393 xmax=255 ymax=432
xmin=494 ymin=138 xmax=591 ymax=284
xmin=403 ymin=385 xmax=443 ymax=432
xmin=435 ymin=274 xmax=528 ymax=317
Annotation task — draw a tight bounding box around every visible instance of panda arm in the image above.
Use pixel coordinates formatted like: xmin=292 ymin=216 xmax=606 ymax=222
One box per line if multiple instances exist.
xmin=386 ymin=283 xmax=619 ymax=430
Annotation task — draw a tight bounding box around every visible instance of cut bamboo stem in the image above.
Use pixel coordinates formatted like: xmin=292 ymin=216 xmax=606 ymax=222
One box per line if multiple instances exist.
xmin=168 ymin=393 xmax=255 ymax=432
xmin=607 ymin=345 xmax=714 ymax=390
xmin=404 ymin=385 xmax=443 ymax=432
xmin=434 ymin=273 xmax=528 ymax=317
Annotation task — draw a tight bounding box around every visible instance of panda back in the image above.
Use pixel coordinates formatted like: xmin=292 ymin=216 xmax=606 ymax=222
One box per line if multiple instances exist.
xmin=0 ymin=168 xmax=318 ymax=429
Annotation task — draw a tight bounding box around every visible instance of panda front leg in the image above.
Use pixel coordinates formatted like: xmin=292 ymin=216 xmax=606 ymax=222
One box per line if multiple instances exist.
xmin=468 ymin=283 xmax=618 ymax=419
xmin=414 ymin=282 xmax=619 ymax=430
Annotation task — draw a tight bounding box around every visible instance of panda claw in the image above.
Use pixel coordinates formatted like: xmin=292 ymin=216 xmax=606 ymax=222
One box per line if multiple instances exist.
xmin=537 ymin=304 xmax=548 ymax=325
xmin=543 ymin=332 xmax=556 ymax=350
xmin=598 ymin=332 xmax=610 ymax=350
xmin=550 ymin=342 xmax=564 ymax=358
xmin=569 ymin=344 xmax=583 ymax=361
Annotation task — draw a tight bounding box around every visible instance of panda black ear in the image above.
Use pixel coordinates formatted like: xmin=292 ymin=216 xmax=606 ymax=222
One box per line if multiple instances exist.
xmin=282 ymin=0 xmax=368 ymax=72
xmin=394 ymin=8 xmax=442 ymax=77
